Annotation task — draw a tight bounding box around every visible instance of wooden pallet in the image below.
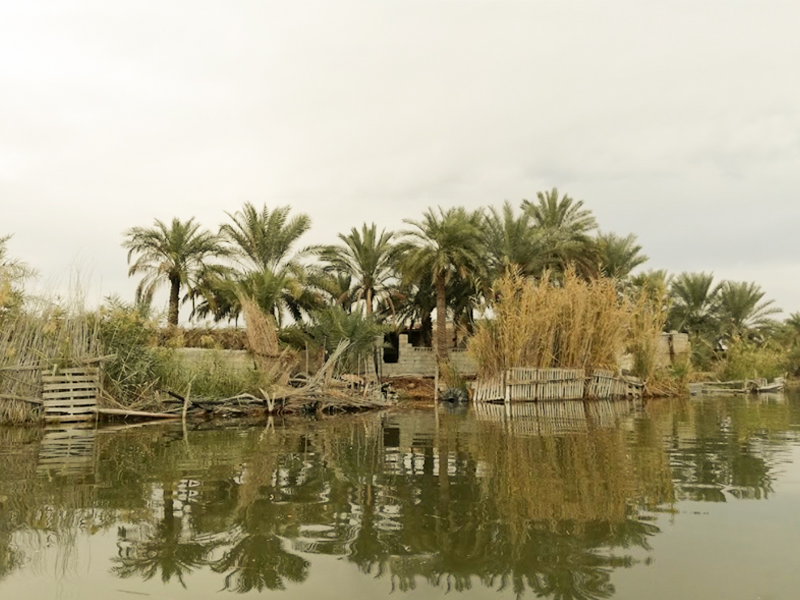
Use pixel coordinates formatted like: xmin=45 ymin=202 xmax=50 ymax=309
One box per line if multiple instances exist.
xmin=41 ymin=367 xmax=99 ymax=422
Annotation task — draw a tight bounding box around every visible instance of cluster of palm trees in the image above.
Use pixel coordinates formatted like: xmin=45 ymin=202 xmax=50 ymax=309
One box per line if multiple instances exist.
xmin=123 ymin=190 xmax=653 ymax=362
xmin=122 ymin=190 xmax=786 ymax=369
xmin=660 ymin=271 xmax=782 ymax=359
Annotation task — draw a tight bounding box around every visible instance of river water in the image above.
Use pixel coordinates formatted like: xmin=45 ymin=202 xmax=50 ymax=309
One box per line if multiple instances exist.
xmin=1 ymin=394 xmax=800 ymax=599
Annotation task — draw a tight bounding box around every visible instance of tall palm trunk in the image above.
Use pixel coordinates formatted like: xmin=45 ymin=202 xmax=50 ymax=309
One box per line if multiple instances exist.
xmin=365 ymin=287 xmax=373 ymax=317
xmin=435 ymin=272 xmax=449 ymax=363
xmin=168 ymin=275 xmax=181 ymax=326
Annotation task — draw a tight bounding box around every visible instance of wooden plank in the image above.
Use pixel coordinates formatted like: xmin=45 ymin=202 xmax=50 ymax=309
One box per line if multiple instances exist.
xmin=44 ymin=400 xmax=97 ymax=408
xmin=43 ymin=380 xmax=99 ymax=389
xmin=42 ymin=375 xmax=99 ymax=383
xmin=42 ymin=390 xmax=99 ymax=400
xmin=59 ymin=367 xmax=100 ymax=374
xmin=43 ymin=389 xmax=98 ymax=397
xmin=0 ymin=394 xmax=43 ymax=404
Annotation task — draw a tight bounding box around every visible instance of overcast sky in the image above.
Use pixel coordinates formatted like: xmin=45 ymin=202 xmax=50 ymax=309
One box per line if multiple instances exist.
xmin=2 ymin=2 xmax=799 ymax=318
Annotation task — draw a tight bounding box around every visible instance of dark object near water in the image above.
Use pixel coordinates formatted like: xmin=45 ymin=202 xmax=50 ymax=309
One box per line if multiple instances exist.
xmin=441 ymin=387 xmax=469 ymax=403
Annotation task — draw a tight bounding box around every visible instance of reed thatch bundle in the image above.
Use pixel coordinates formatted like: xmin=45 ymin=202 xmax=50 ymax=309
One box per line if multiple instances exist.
xmin=239 ymin=295 xmax=297 ymax=386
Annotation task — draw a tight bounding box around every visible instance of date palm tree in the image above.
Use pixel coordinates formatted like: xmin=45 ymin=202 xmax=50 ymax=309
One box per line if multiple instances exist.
xmin=123 ymin=218 xmax=226 ymax=326
xmin=667 ymin=272 xmax=722 ymax=336
xmin=221 ymin=202 xmax=310 ymax=271
xmin=201 ymin=202 xmax=315 ymax=324
xmin=597 ymin=232 xmax=648 ymax=280
xmin=521 ymin=188 xmax=600 ymax=277
xmin=715 ymin=281 xmax=781 ymax=339
xmin=312 ymin=223 xmax=397 ymax=317
xmin=483 ymin=202 xmax=544 ymax=279
xmin=399 ymin=207 xmax=485 ymax=363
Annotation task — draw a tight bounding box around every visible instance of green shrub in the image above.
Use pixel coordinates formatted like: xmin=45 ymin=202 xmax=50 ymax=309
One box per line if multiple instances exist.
xmin=716 ymin=339 xmax=787 ymax=381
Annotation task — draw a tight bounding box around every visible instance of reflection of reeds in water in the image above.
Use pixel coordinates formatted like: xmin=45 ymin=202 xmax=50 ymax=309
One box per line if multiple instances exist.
xmin=470 ymin=405 xmax=675 ymax=542
xmin=0 ymin=425 xmax=109 ymax=580
xmin=235 ymin=429 xmax=283 ymax=516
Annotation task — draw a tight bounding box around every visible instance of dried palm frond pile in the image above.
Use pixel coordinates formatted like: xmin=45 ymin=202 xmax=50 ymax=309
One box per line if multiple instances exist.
xmin=240 ymin=295 xmax=298 ymax=387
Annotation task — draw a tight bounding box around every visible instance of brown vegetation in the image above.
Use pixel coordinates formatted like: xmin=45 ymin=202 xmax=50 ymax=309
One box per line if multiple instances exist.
xmin=468 ymin=269 xmax=667 ymax=385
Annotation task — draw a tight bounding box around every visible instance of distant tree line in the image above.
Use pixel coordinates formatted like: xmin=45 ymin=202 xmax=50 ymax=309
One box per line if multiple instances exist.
xmin=116 ymin=189 xmax=790 ymax=373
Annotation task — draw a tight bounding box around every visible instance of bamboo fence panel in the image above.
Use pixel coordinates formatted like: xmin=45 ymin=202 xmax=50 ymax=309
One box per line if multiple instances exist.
xmin=473 ymin=368 xmax=584 ymax=402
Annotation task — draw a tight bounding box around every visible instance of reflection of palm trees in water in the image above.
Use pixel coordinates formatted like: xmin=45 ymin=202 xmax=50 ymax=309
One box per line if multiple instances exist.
xmin=101 ymin=411 xmax=679 ymax=598
xmin=111 ymin=483 xmax=218 ymax=588
xmin=211 ymin=529 xmax=308 ymax=592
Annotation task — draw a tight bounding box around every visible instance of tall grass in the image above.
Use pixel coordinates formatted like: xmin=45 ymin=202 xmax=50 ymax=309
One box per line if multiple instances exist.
xmin=469 ymin=270 xmax=667 ymax=379
xmin=0 ymin=298 xmax=101 ymax=423
xmin=469 ymin=270 xmax=624 ymax=377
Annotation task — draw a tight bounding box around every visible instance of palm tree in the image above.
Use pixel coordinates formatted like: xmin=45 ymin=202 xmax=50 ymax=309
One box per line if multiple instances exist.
xmin=202 ymin=202 xmax=315 ymax=324
xmin=483 ymin=202 xmax=544 ymax=279
xmin=122 ymin=218 xmax=226 ymax=326
xmin=313 ymin=223 xmax=397 ymax=317
xmin=521 ymin=189 xmax=600 ymax=277
xmin=221 ymin=202 xmax=310 ymax=271
xmin=385 ymin=266 xmax=437 ymax=346
xmin=597 ymin=232 xmax=648 ymax=280
xmin=522 ymin=188 xmax=597 ymax=235
xmin=399 ymin=207 xmax=485 ymax=363
xmin=308 ymin=270 xmax=356 ymax=313
xmin=715 ymin=281 xmax=781 ymax=339
xmin=668 ymin=272 xmax=721 ymax=336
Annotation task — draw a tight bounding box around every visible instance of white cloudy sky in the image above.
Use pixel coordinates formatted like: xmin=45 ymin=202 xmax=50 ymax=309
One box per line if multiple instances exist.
xmin=1 ymin=1 xmax=799 ymax=317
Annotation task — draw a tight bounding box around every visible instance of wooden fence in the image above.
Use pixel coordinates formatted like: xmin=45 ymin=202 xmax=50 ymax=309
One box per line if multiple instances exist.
xmin=473 ymin=367 xmax=641 ymax=402
xmin=473 ymin=368 xmax=584 ymax=402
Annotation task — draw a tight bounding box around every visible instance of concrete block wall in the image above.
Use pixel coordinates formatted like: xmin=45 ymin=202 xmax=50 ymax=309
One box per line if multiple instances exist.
xmin=655 ymin=332 xmax=691 ymax=368
xmin=380 ymin=334 xmax=477 ymax=377
xmin=173 ymin=348 xmax=257 ymax=371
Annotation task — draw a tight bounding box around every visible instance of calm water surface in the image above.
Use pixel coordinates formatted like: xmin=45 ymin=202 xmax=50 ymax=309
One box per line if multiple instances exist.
xmin=2 ymin=394 xmax=800 ymax=600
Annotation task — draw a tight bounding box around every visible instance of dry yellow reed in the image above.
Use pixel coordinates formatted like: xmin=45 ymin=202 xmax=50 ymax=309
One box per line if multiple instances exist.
xmin=469 ymin=270 xmax=631 ymax=378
